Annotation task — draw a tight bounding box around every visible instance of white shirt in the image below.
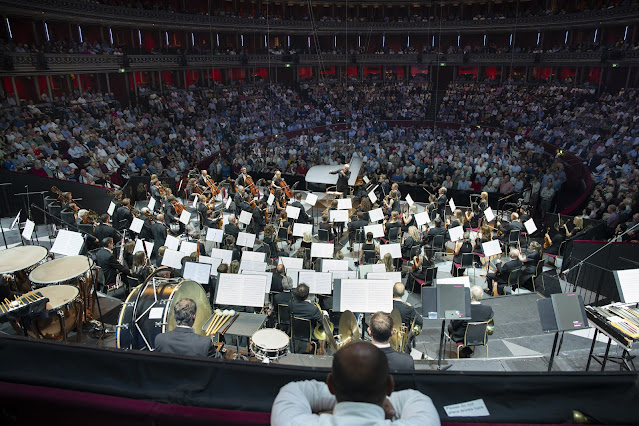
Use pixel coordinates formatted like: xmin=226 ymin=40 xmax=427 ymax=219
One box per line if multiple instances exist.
xmin=271 ymin=380 xmax=439 ymax=426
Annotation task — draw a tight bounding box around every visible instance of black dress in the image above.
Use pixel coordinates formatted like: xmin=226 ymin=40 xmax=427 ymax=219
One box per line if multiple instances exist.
xmin=451 ymin=241 xmax=473 ymax=276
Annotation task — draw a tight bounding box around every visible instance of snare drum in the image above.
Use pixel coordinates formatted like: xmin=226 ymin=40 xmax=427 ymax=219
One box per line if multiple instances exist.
xmin=250 ymin=328 xmax=289 ymax=360
xmin=24 ymin=285 xmax=81 ymax=341
xmin=0 ymin=246 xmax=49 ymax=293
xmin=29 ymin=256 xmax=94 ymax=320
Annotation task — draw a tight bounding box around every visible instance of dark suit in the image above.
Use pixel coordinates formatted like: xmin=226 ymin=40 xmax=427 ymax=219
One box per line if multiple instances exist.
xmin=426 ymin=226 xmax=448 ymax=245
xmin=348 ymin=219 xmax=368 ymax=247
xmin=291 ymin=201 xmax=310 ymax=224
xmin=486 ymin=258 xmax=523 ymax=290
xmin=378 ymin=345 xmax=415 ymax=371
xmin=330 ymin=169 xmax=350 ymax=195
xmin=393 ymin=299 xmax=423 ymax=327
xmin=290 ymin=299 xmax=322 ymax=325
xmin=154 ymin=326 xmax=216 ymax=357
xmin=149 ymin=185 xmax=161 ymax=204
xmin=521 ymin=250 xmax=541 ymax=290
xmin=96 ymin=247 xmax=129 ymax=286
xmin=449 ymin=303 xmax=494 ymax=342
xmin=252 ymin=206 xmax=266 ymax=235
xmin=499 ymin=220 xmax=525 ymax=240
xmin=437 ymin=194 xmax=447 ymax=219
xmin=271 ymin=273 xmax=284 ymax=293
xmin=274 ymin=291 xmax=292 ymax=307
xmin=151 ymin=222 xmax=167 ymax=257
xmin=224 ymin=223 xmax=240 ymax=241
xmin=115 ymin=206 xmax=133 ymax=231
xmin=94 ymin=223 xmax=118 ymax=243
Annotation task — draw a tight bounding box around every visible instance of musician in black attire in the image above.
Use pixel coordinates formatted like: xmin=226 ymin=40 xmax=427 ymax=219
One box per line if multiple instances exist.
xmin=274 ymin=276 xmax=293 ymax=307
xmin=519 ymin=241 xmax=542 ymax=291
xmin=196 ymin=194 xmax=209 ymax=230
xmin=163 ymin=195 xmax=180 ymax=233
xmin=392 ymin=282 xmax=423 ymax=327
xmin=451 ymin=233 xmax=474 ymax=277
xmin=290 ymin=283 xmax=323 ymax=326
xmin=96 ymin=237 xmax=130 ymax=289
xmin=234 ymin=186 xmax=248 ymax=216
xmin=348 ymin=212 xmax=369 ymax=251
xmin=359 ymin=232 xmax=379 ymax=265
xmin=149 ymin=179 xmax=162 ymax=206
xmin=436 ymin=187 xmax=447 ymax=220
xmin=424 ymin=218 xmax=448 ymax=246
xmin=485 ymin=249 xmax=523 ymax=295
xmin=95 ymin=214 xmax=119 ymax=243
xmin=252 ymin=199 xmax=266 ymax=236
xmin=369 ymin=311 xmax=414 ymax=371
xmin=151 ymin=213 xmax=168 ymax=259
xmin=498 ymin=212 xmax=525 ymax=242
xmin=329 ymin=164 xmax=350 ymax=197
xmin=271 ymin=264 xmax=286 ymax=293
xmin=319 ymin=215 xmax=334 ymax=241
xmin=224 ymin=215 xmax=240 ymax=241
xmin=115 ymin=198 xmax=133 ymax=231
xmin=448 ymin=285 xmax=493 ymax=357
xmin=235 ymin=167 xmax=250 ymax=188
xmin=139 ymin=207 xmax=154 ymax=240
xmin=154 ymin=298 xmax=217 ymax=357
xmin=203 ymin=209 xmax=222 ymax=229
xmin=291 ymin=193 xmax=311 ymax=224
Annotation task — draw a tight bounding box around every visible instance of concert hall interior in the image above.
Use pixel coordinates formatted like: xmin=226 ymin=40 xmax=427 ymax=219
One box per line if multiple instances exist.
xmin=0 ymin=0 xmax=639 ymax=424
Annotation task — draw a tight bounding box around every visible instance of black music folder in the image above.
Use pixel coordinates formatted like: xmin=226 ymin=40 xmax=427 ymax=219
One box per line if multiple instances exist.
xmin=421 ymin=285 xmax=471 ymax=320
xmin=537 ymin=293 xmax=588 ymax=333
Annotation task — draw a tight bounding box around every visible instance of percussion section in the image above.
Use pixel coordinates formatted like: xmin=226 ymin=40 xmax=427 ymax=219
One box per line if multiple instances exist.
xmin=0 ymin=246 xmax=49 ymax=293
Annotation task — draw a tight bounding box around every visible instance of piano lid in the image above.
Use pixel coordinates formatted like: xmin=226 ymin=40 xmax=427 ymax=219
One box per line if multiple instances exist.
xmin=305 ymin=156 xmax=363 ymax=186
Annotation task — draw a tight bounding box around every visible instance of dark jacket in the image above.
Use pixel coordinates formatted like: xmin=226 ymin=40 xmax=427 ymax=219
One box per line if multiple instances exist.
xmin=115 ymin=206 xmax=133 ymax=231
xmin=450 ymin=303 xmax=494 ymax=342
xmin=379 ymin=345 xmax=415 ymax=371
xmin=290 ymin=299 xmax=322 ymax=325
xmin=154 ymin=326 xmax=215 ymax=357
xmin=393 ymin=299 xmax=423 ymax=326
xmin=96 ymin=247 xmax=128 ymax=285
xmin=151 ymin=222 xmax=168 ymax=257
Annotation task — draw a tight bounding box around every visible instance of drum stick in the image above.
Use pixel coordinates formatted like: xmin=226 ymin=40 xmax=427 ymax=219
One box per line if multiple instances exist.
xmin=221 ymin=314 xmax=239 ymax=335
xmin=209 ymin=314 xmax=227 ymax=336
xmin=213 ymin=315 xmax=231 ymax=334
xmin=23 ymin=294 xmax=32 ymax=302
xmin=205 ymin=313 xmax=220 ymax=336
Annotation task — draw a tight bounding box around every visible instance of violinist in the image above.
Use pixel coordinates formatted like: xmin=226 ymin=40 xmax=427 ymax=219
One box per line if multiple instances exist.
xmin=164 ymin=195 xmax=182 ymax=234
xmin=115 ymin=198 xmax=133 ymax=231
xmin=424 ymin=218 xmax=448 ymax=247
xmin=391 ymin=182 xmax=402 ymax=200
xmin=95 ymin=214 xmax=120 ymax=243
xmin=274 ymin=188 xmax=287 ymax=216
xmin=401 ymin=226 xmax=421 ymax=259
xmin=497 ymin=212 xmax=525 ymax=242
xmin=139 ymin=207 xmax=154 ymax=240
xmin=401 ymin=204 xmax=416 ymax=232
xmin=383 ymin=190 xmax=400 ymax=216
xmin=426 ymin=194 xmax=437 ymax=219
xmin=290 ymin=193 xmax=311 ymax=224
xmin=477 ymin=191 xmax=489 ymax=223
xmin=408 ymin=246 xmax=434 ymax=290
xmin=203 ymin=208 xmax=223 ymax=230
xmin=384 ymin=211 xmax=401 ymax=239
xmin=234 ymin=185 xmax=247 ymax=216
xmin=450 ymin=209 xmax=464 ymax=229
xmin=149 ymin=179 xmax=163 ymax=205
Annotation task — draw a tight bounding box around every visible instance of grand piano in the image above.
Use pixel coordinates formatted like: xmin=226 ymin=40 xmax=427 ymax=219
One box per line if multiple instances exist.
xmin=304 ymin=156 xmax=364 ymax=190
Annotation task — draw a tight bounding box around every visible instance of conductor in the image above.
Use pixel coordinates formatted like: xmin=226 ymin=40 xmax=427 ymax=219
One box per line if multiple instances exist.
xmin=330 ymin=164 xmax=351 ymax=197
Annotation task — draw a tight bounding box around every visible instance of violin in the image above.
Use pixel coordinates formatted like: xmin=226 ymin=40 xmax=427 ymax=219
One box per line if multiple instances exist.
xmin=544 ymin=227 xmax=552 ymax=249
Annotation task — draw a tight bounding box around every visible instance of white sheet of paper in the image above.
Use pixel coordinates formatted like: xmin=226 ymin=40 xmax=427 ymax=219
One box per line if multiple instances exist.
xmin=449 ymin=225 xmax=464 ymax=242
xmin=368 ymin=208 xmax=384 ymax=222
xmin=21 ymin=219 xmax=35 ymax=241
xmin=339 ymin=279 xmax=393 ymax=313
xmin=129 ymin=217 xmax=144 ymax=233
xmin=305 ymin=193 xmax=318 ymax=206
xmin=179 ymin=210 xmax=191 ymax=225
xmin=267 ymin=193 xmax=275 ymax=206
xmin=484 ymin=207 xmax=495 ymax=222
xmin=161 ymin=249 xmax=186 ymax=269
xmin=368 ymin=191 xmax=378 ymax=204
xmin=279 ymin=256 xmax=304 ymax=270
xmin=51 ymin=230 xmax=85 ymax=256
xmin=292 ymin=223 xmax=313 ymax=237
xmin=524 ymin=218 xmax=537 ymax=234
xmin=322 ymin=259 xmax=349 ymax=272
xmin=286 ymin=205 xmax=301 ymax=220
xmin=310 ymin=242 xmax=334 ymax=259
xmin=198 ymin=255 xmax=222 ymax=274
xmin=222 ymin=214 xmax=230 ymax=226
xmin=242 ymin=251 xmax=266 ymax=262
xmin=415 ymin=211 xmax=431 ymax=226
xmin=225 ymin=198 xmax=232 ymax=209
xmin=241 ymin=271 xmax=273 ymax=293
xmin=330 ymin=209 xmax=349 ymax=223
xmin=10 ymin=211 xmax=20 ymax=230
xmin=208 ymin=248 xmax=233 ymax=265
xmin=239 ymin=260 xmax=267 ymax=272
xmin=379 ymin=243 xmax=402 ymax=259
xmin=133 ymin=239 xmax=153 ymax=258
xmin=615 ymin=268 xmax=639 ymax=303
xmin=239 ymin=210 xmax=252 ymax=226
xmin=107 ymin=202 xmax=116 ymax=216
xmin=364 ymin=224 xmax=384 ymax=238
xmin=179 ymin=240 xmax=198 ymax=254
xmin=367 ymin=272 xmax=402 ymax=283
xmin=332 ymin=270 xmax=357 ymax=281
xmin=444 ymin=399 xmax=490 ymax=417
xmin=337 ymin=198 xmax=352 ymax=210
xmin=237 ymin=232 xmax=256 ymax=248
xmin=363 ymin=176 xmax=370 ymax=184
xmin=164 ymin=234 xmax=180 ymax=251
xmin=149 ymin=307 xmax=164 ymax=320
xmin=148 ymin=197 xmax=156 ymax=211
xmin=298 ymin=271 xmax=332 ymax=294
xmin=406 ymin=193 xmax=414 ymax=206
xmin=449 ymin=198 xmax=457 ymax=212
xmin=287 ymin=268 xmax=303 ymax=288
xmin=215 ymin=273 xmax=267 ymax=308
xmin=371 ymin=263 xmax=387 ymax=273
xmin=437 ymin=276 xmax=471 ymax=288
xmin=182 ymin=261 xmax=212 ymax=284
xmin=205 ymin=227 xmax=224 ymax=243
xmin=482 ymin=239 xmax=502 ymax=257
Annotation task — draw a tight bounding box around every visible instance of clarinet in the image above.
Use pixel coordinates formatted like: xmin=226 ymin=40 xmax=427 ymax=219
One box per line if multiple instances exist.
xmin=116 ymin=230 xmax=126 ymax=288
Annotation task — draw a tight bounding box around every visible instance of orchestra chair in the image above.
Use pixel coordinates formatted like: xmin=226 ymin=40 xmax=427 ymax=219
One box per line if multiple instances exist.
xmin=48 ymin=202 xmax=63 ymax=220
xmin=290 ymin=316 xmax=317 ymax=355
xmin=447 ymin=321 xmax=490 ymax=358
xmin=255 ymin=243 xmax=275 ymax=267
xmin=411 ymin=266 xmax=438 ymax=293
xmin=543 ymin=241 xmax=566 ymax=266
xmin=453 ymin=253 xmax=475 ymax=279
xmin=277 ymin=227 xmax=290 ymax=251
xmin=363 ymin=249 xmax=378 ymax=265
xmin=380 ymin=227 xmax=400 ymax=244
xmin=354 ymin=228 xmax=366 ymax=253
xmin=505 ymin=268 xmax=522 ymax=295
xmin=401 ymin=246 xmax=421 ymax=272
xmin=531 ymin=259 xmax=546 ymax=293
xmin=61 ymin=210 xmax=76 ymax=228
xmin=507 ymin=230 xmax=521 ymax=252
xmin=276 ymin=303 xmax=290 ymax=334
xmin=318 ymin=228 xmax=334 ymax=244
xmin=431 ymin=235 xmax=446 ymax=261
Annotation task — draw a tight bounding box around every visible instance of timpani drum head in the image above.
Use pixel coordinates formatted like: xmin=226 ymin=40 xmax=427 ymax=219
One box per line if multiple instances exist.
xmin=37 ymin=285 xmax=80 ymax=311
xmin=29 ymin=256 xmax=92 ymax=285
xmin=0 ymin=246 xmax=48 ymax=274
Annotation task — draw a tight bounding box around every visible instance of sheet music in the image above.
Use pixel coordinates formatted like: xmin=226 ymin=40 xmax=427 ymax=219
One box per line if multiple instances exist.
xmin=182 ymin=261 xmax=212 ymax=284
xmin=51 ymin=230 xmax=85 ymax=256
xmin=339 ymin=279 xmax=393 ymax=313
xmin=279 ymin=256 xmax=304 ymax=270
xmin=449 ymin=225 xmax=464 ymax=242
xmin=337 ymin=198 xmax=352 ymax=210
xmin=205 ymin=227 xmax=224 ymax=243
xmin=367 ymin=272 xmax=402 ymax=283
xmin=379 ymin=243 xmax=402 ymax=259
xmin=21 ymin=219 xmax=35 ymax=241
xmin=10 ymin=211 xmax=20 ymax=230
xmin=358 ymin=264 xmax=375 ymax=278
xmin=242 ymin=271 xmax=273 ymax=293
xmin=164 ymin=234 xmax=180 ymax=251
xmin=371 ymin=263 xmax=387 ymax=273
xmin=524 ymin=218 xmax=537 ymax=234
xmin=129 ymin=217 xmax=144 ymax=233
xmin=331 ymin=270 xmax=357 ymax=281
xmin=267 ymin=193 xmax=275 ymax=206
xmin=368 ymin=191 xmax=378 ymax=204
xmin=484 ymin=207 xmax=495 ymax=222
xmin=415 ymin=211 xmax=430 ymax=226
xmin=298 ymin=271 xmax=332 ymax=294
xmin=406 ymin=193 xmax=414 ymax=206
xmin=192 ymin=195 xmax=198 ymax=211
xmin=239 ymin=260 xmax=267 ymax=273
xmin=305 ymin=193 xmax=318 ymax=206
xmin=179 ymin=210 xmax=191 ymax=225
xmin=161 ymin=249 xmax=187 ymax=269
xmin=133 ymin=239 xmax=153 ymax=258
xmin=198 ymin=255 xmax=222 ymax=274
xmin=310 ymin=242 xmax=334 ymax=259
xmin=330 ymin=209 xmax=349 ymax=223
xmin=236 ymin=232 xmax=256 ymax=248
xmin=322 ymin=259 xmax=349 ymax=272
xmin=216 ymin=273 xmax=267 ymax=308
xmin=482 ymin=239 xmax=502 ymax=258
xmin=449 ymin=198 xmax=457 ymax=212
xmin=368 ymin=208 xmax=384 ymax=222
xmin=242 ymin=251 xmax=266 ymax=262
xmin=364 ymin=224 xmax=384 ymax=238
xmin=286 ymin=205 xmax=301 ymax=220
xmin=287 ymin=268 xmax=303 ymax=288
xmin=239 ymin=210 xmax=252 ymax=226
xmin=225 ymin=198 xmax=232 ymax=209
xmin=148 ymin=197 xmax=156 ymax=211
xmin=209 ymin=248 xmax=233 ymax=265
xmin=179 ymin=241 xmax=198 ymax=255
xmin=292 ymin=223 xmax=313 ymax=237
xmin=363 ymin=176 xmax=370 ymax=184
xmin=107 ymin=202 xmax=116 ymax=216
xmin=437 ymin=276 xmax=471 ymax=288
xmin=614 ymin=269 xmax=639 ymax=303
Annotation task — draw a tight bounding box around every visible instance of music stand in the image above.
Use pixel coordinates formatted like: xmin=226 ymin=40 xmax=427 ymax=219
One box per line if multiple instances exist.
xmin=537 ymin=293 xmax=588 ymax=371
xmin=421 ymin=285 xmax=471 ymax=370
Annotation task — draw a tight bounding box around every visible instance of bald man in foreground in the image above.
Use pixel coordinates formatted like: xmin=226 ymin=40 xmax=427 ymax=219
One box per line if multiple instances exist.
xmin=270 ymin=342 xmax=439 ymax=425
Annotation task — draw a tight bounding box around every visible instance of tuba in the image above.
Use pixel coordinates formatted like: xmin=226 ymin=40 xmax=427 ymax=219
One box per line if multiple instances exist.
xmin=313 ymin=302 xmax=338 ymax=353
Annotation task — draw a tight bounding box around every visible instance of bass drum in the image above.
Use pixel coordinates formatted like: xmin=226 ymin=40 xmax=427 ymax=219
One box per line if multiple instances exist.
xmin=116 ymin=278 xmax=211 ymax=350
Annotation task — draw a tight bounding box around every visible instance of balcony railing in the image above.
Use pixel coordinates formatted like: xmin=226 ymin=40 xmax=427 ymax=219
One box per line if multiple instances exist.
xmin=1 ymin=0 xmax=637 ymax=34
xmin=2 ymin=51 xmax=637 ymax=75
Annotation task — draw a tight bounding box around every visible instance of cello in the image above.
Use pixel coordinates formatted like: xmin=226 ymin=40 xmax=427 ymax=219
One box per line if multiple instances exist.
xmin=280 ymin=178 xmax=293 ymax=198
xmin=244 ymin=175 xmax=260 ymax=197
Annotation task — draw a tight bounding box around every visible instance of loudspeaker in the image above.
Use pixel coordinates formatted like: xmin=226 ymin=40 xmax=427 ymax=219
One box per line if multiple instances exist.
xmin=35 ymin=52 xmax=48 ymax=70
xmin=281 ymin=54 xmax=292 ymax=63
xmin=178 ymin=54 xmax=188 ymax=66
xmin=240 ymin=55 xmax=248 ymax=65
xmin=416 ymin=54 xmax=422 ymax=64
xmin=1 ymin=53 xmax=14 ymax=71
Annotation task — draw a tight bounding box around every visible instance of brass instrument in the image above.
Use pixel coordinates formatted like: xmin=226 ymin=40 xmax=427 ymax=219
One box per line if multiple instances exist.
xmin=389 ymin=308 xmax=406 ymax=352
xmin=335 ymin=310 xmax=360 ymax=349
xmin=313 ymin=302 xmax=338 ymax=353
